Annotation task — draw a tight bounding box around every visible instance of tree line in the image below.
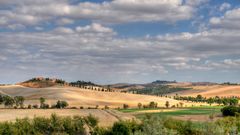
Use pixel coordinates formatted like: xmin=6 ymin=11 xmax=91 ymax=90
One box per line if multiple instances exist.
xmin=174 ymin=94 xmax=239 ymax=106
xmin=0 ymin=94 xmax=68 ymax=109
xmin=127 ymin=85 xmax=191 ymax=96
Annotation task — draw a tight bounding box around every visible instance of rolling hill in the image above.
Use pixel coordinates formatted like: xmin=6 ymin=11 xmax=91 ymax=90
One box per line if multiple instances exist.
xmin=0 ymin=85 xmax=184 ymax=108
xmin=111 ymin=81 xmax=240 ymax=98
xmin=168 ymin=85 xmax=240 ymax=98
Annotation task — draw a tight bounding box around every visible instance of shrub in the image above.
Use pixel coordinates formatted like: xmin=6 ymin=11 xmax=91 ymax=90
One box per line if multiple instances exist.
xmin=32 ymin=104 xmax=39 ymax=109
xmin=137 ymin=103 xmax=142 ymax=109
xmin=221 ymin=106 xmax=240 ymax=116
xmin=33 ymin=117 xmax=50 ymax=134
xmin=165 ymin=101 xmax=170 ymax=108
xmin=55 ymin=100 xmax=69 ymax=109
xmin=14 ymin=118 xmax=35 ymax=134
xmin=39 ymin=97 xmax=45 ymax=109
xmin=43 ymin=104 xmax=50 ymax=109
xmin=149 ymin=102 xmax=157 ymax=108
xmin=104 ymin=105 xmax=109 ymax=109
xmin=0 ymin=122 xmax=14 ymax=135
xmin=0 ymin=94 xmax=3 ymax=104
xmin=123 ymin=104 xmax=129 ymax=109
xmin=0 ymin=114 xmax=90 ymax=135
xmin=111 ymin=122 xmax=131 ymax=135
xmin=85 ymin=114 xmax=99 ymax=129
xmin=92 ymin=127 xmax=111 ymax=135
xmin=3 ymin=95 xmax=15 ymax=108
xmin=14 ymin=96 xmax=25 ymax=108
xmin=27 ymin=105 xmax=32 ymax=109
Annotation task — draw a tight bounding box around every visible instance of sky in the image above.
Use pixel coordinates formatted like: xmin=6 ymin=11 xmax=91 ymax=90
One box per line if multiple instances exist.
xmin=0 ymin=0 xmax=240 ymax=84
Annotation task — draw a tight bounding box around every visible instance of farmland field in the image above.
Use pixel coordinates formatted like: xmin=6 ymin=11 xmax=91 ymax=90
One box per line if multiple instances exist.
xmin=119 ymin=106 xmax=223 ymax=122
xmin=0 ymin=109 xmax=134 ymax=127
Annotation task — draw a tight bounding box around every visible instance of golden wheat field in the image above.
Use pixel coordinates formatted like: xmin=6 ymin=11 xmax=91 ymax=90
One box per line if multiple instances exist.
xmin=0 ymin=85 xmax=186 ymax=108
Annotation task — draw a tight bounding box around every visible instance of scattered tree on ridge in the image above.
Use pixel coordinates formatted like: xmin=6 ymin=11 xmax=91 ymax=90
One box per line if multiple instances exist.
xmin=138 ymin=103 xmax=142 ymax=109
xmin=165 ymin=101 xmax=170 ymax=108
xmin=14 ymin=96 xmax=25 ymax=108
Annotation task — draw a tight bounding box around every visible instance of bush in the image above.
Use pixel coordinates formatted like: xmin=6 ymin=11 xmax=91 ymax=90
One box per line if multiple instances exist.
xmin=104 ymin=105 xmax=109 ymax=109
xmin=32 ymin=104 xmax=39 ymax=109
xmin=27 ymin=105 xmax=32 ymax=109
xmin=149 ymin=102 xmax=158 ymax=108
xmin=55 ymin=100 xmax=69 ymax=109
xmin=85 ymin=114 xmax=99 ymax=133
xmin=221 ymin=106 xmax=240 ymax=116
xmin=123 ymin=104 xmax=129 ymax=109
xmin=0 ymin=114 xmax=90 ymax=135
xmin=111 ymin=122 xmax=130 ymax=135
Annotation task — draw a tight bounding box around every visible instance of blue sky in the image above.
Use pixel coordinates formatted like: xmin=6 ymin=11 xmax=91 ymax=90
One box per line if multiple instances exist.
xmin=0 ymin=0 xmax=240 ymax=84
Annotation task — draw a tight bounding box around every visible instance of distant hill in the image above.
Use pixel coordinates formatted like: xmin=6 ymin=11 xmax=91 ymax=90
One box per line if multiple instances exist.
xmin=18 ymin=77 xmax=67 ymax=88
xmin=16 ymin=78 xmax=240 ymax=98
xmin=110 ymin=81 xmax=240 ymax=97
xmin=168 ymin=85 xmax=240 ymax=98
xmin=109 ymin=80 xmax=178 ymax=92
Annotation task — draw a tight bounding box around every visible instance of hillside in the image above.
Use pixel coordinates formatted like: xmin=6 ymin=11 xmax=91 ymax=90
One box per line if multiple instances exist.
xmin=0 ymin=85 xmax=186 ymax=108
xmin=109 ymin=80 xmax=177 ymax=92
xmin=111 ymin=81 xmax=240 ymax=98
xmin=18 ymin=77 xmax=66 ymax=88
xmin=168 ymin=85 xmax=240 ymax=98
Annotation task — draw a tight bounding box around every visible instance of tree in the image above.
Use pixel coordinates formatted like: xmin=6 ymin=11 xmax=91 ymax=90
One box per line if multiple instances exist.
xmin=196 ymin=95 xmax=203 ymax=102
xmin=107 ymin=85 xmax=111 ymax=92
xmin=207 ymin=97 xmax=214 ymax=106
xmin=14 ymin=96 xmax=25 ymax=108
xmin=3 ymin=95 xmax=15 ymax=108
xmin=222 ymin=98 xmax=229 ymax=106
xmin=39 ymin=97 xmax=46 ymax=108
xmin=215 ymin=97 xmax=222 ymax=105
xmin=137 ymin=103 xmax=142 ymax=109
xmin=61 ymin=101 xmax=68 ymax=108
xmin=55 ymin=100 xmax=69 ymax=109
xmin=149 ymin=102 xmax=157 ymax=108
xmin=221 ymin=106 xmax=240 ymax=116
xmin=229 ymin=98 xmax=238 ymax=106
xmin=123 ymin=104 xmax=129 ymax=109
xmin=165 ymin=101 xmax=170 ymax=108
xmin=0 ymin=94 xmax=3 ymax=104
xmin=179 ymin=102 xmax=184 ymax=108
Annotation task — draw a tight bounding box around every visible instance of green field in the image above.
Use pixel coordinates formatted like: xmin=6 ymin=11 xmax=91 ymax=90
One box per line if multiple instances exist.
xmin=137 ymin=108 xmax=221 ymax=119
xmin=118 ymin=108 xmax=161 ymax=113
xmin=119 ymin=106 xmax=222 ymax=119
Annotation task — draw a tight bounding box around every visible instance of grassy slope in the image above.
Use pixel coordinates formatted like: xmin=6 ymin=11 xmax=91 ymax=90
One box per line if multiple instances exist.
xmin=119 ymin=106 xmax=222 ymax=119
